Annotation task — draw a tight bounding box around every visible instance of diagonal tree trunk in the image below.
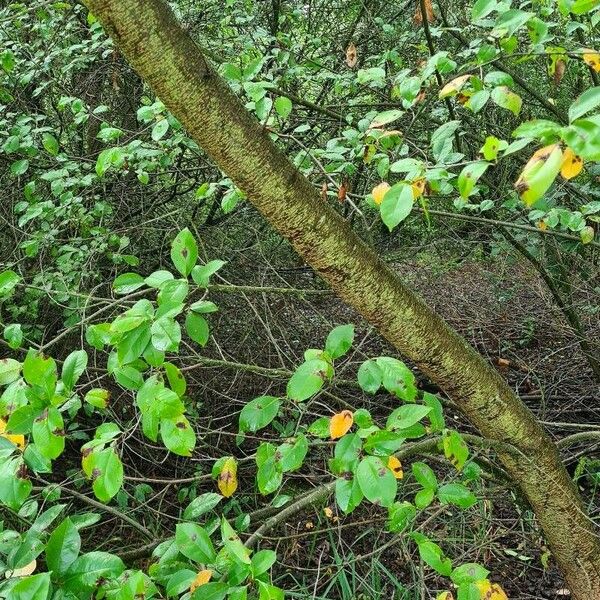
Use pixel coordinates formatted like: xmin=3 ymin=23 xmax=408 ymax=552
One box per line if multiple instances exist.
xmin=82 ymin=1 xmax=600 ymax=596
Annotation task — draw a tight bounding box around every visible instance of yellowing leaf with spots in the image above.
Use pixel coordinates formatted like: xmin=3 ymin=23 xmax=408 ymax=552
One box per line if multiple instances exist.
xmin=514 ymin=144 xmax=563 ymax=205
xmin=560 ymin=147 xmax=583 ymax=180
xmin=476 ymin=580 xmax=509 ymax=600
xmin=372 ymin=182 xmax=390 ymax=205
xmin=387 ymin=455 xmax=404 ymax=479
xmin=330 ymin=410 xmax=354 ymax=439
xmin=190 ymin=569 xmax=212 ymax=593
xmin=218 ymin=456 xmax=238 ymax=497
xmin=0 ymin=417 xmax=25 ymax=450
xmin=439 ymin=74 xmax=472 ymax=98
xmin=411 ymin=178 xmax=426 ymax=199
xmin=582 ymin=49 xmax=600 ymax=72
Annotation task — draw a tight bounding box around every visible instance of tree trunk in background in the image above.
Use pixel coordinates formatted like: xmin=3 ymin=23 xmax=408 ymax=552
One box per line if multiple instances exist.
xmin=82 ymin=1 xmax=600 ymax=596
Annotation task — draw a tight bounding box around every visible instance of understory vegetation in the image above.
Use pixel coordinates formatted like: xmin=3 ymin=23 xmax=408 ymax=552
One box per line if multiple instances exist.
xmin=0 ymin=0 xmax=599 ymax=599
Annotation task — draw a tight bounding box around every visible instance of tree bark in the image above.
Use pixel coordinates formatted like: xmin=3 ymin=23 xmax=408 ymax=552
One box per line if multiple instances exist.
xmin=82 ymin=1 xmax=600 ymax=596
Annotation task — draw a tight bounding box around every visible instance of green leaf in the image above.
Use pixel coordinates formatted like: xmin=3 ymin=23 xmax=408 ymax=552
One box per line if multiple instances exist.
xmin=571 ymin=0 xmax=600 ymax=14
xmin=191 ymin=259 xmax=226 ymax=286
xmin=376 ymin=357 xmax=417 ymax=401
xmin=274 ymin=96 xmax=292 ymax=118
xmin=0 ymin=358 xmax=21 ymax=385
xmin=286 ymin=358 xmax=329 ymax=401
xmin=118 ymin=323 xmax=151 ymax=364
xmin=160 ymin=415 xmax=196 ymax=456
xmin=84 ymin=388 xmax=109 ymax=409
xmin=171 ymin=228 xmax=198 ymax=277
xmin=356 ymin=455 xmax=397 ymax=508
xmin=183 ymin=492 xmax=223 ymax=520
xmin=0 ymin=270 xmax=20 ymax=297
xmin=451 ymin=562 xmax=490 ymax=585
xmin=151 ymin=118 xmax=169 ymax=141
xmin=113 ymin=365 xmax=144 ymax=390
xmin=32 ymin=407 xmax=65 ymax=460
xmin=257 ymin=581 xmax=284 ymax=600
xmin=144 ymin=269 xmax=174 ymax=288
xmin=363 ymin=430 xmax=405 ymax=455
xmin=113 ymin=272 xmax=145 ymax=294
xmin=458 ymin=161 xmax=490 ymax=199
xmin=222 ymin=517 xmax=251 ymax=564
xmin=4 ymin=323 xmax=23 ymax=349
xmin=166 ymin=569 xmax=196 ymax=596
xmin=175 ymin=522 xmax=216 ymax=563
xmin=386 ymin=405 xmax=432 ymax=431
xmin=308 ymin=416 xmax=330 ymax=438
xmin=415 ymin=538 xmax=452 ymax=576
xmin=380 ymin=183 xmax=414 ymax=231
xmin=412 ymin=461 xmax=438 ymax=490
xmin=1 ymin=49 xmax=16 ymax=73
xmin=191 ymin=583 xmax=229 ymax=600
xmin=239 ymin=396 xmax=281 ymax=433
xmin=151 ymin=316 xmax=181 ymax=352
xmin=422 ymin=392 xmax=445 ymax=432
xmin=332 ymin=433 xmax=362 ymax=473
xmin=251 ymin=549 xmax=277 ymax=577
xmin=335 ymin=477 xmax=363 ymax=514
xmin=491 ymin=9 xmax=534 ymax=37
xmin=357 ymin=359 xmax=382 ymax=394
xmin=64 ymin=551 xmax=125 ymax=591
xmin=42 ymin=133 xmax=59 ymax=156
xmin=471 ymin=0 xmax=498 ymax=20
xmin=0 ymin=457 xmax=32 ymax=509
xmin=9 ymin=573 xmax=50 ymax=600
xmin=11 ymin=159 xmax=29 ymax=176
xmin=61 ymin=349 xmax=88 ymax=391
xmin=164 ymin=362 xmax=187 ymax=396
xmin=256 ymin=444 xmax=283 ymax=495
xmin=490 ymin=86 xmax=522 ymax=115
xmin=90 ymin=447 xmax=123 ymax=501
xmin=325 ymin=324 xmax=354 ymax=359
xmin=45 ymin=517 xmax=81 ymax=574
xmin=438 ymin=483 xmax=477 ymax=508
xmin=278 ymin=434 xmax=308 ymax=472
xmin=189 ymin=300 xmax=218 ymax=314
xmin=569 ymin=86 xmax=600 ymax=123
xmin=387 ymin=501 xmax=416 ymax=532
xmin=185 ymin=311 xmax=209 ymax=346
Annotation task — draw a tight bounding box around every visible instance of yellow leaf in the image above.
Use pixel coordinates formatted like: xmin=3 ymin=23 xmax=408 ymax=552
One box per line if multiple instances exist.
xmin=0 ymin=417 xmax=25 ymax=450
xmin=514 ymin=144 xmax=563 ymax=205
xmin=411 ymin=178 xmax=426 ymax=199
xmin=436 ymin=593 xmax=454 ymax=600
xmin=190 ymin=569 xmax=212 ymax=593
xmin=439 ymin=74 xmax=472 ymax=99
xmin=323 ymin=507 xmax=333 ymax=519
xmin=345 ymin=43 xmax=357 ymax=68
xmin=476 ymin=579 xmax=509 ymax=600
xmin=330 ymin=410 xmax=354 ymax=439
xmin=560 ymin=147 xmax=583 ymax=180
xmin=372 ymin=182 xmax=391 ymax=205
xmin=218 ymin=456 xmax=238 ymax=498
xmin=5 ymin=559 xmax=37 ymax=578
xmin=387 ymin=455 xmax=404 ymax=479
xmin=582 ymin=49 xmax=600 ymax=72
